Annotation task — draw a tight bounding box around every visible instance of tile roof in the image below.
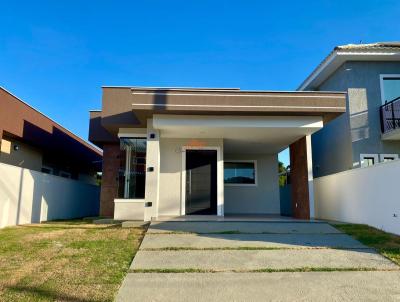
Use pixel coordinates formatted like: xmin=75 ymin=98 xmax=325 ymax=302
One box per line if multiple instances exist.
xmin=298 ymin=42 xmax=400 ymax=90
xmin=335 ymin=42 xmax=400 ymax=51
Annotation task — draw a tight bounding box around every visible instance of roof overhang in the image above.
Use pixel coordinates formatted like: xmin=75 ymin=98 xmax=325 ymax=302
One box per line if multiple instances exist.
xmin=89 ymin=87 xmax=347 ymax=146
xmin=298 ymin=49 xmax=400 ymax=91
xmin=128 ymin=88 xmax=345 ymax=125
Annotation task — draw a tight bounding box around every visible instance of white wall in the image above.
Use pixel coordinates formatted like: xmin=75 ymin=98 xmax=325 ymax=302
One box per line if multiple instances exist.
xmin=224 ymin=154 xmax=280 ymax=214
xmin=114 ymin=200 xmax=145 ymax=220
xmin=0 ymin=162 xmax=100 ymax=228
xmin=144 ymin=120 xmax=160 ymax=220
xmin=314 ymin=160 xmax=400 ymax=235
xmin=158 ymin=138 xmax=223 ymax=216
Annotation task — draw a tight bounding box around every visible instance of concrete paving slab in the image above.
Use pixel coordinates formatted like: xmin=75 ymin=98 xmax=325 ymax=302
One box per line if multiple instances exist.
xmin=141 ymin=233 xmax=367 ymax=249
xmin=116 ymin=271 xmax=400 ymax=302
xmin=131 ymin=249 xmax=398 ymax=271
xmin=148 ymin=221 xmax=341 ymax=234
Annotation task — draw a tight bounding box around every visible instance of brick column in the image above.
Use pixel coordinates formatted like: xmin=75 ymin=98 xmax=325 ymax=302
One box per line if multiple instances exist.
xmin=100 ymin=144 xmax=121 ymax=217
xmin=289 ymin=136 xmax=312 ymax=219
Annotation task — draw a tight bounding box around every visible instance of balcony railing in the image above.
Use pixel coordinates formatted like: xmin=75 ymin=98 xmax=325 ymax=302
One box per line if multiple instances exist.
xmin=380 ymin=96 xmax=400 ymax=134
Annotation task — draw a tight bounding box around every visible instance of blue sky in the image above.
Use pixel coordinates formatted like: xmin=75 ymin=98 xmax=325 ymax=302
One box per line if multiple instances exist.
xmin=1 ymin=0 xmax=399 ymax=165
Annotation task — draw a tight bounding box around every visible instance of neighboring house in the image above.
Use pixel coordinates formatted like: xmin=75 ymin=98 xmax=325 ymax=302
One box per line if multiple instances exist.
xmin=298 ymin=42 xmax=400 ymax=177
xmin=89 ymin=86 xmax=346 ymax=221
xmin=0 ymin=87 xmax=102 ymax=183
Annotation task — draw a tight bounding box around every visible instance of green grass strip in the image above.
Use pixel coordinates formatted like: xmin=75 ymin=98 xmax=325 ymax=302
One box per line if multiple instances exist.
xmin=333 ymin=223 xmax=400 ymax=266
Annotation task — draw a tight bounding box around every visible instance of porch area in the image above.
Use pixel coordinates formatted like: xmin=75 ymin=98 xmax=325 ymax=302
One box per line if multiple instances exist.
xmin=113 ymin=114 xmax=322 ymax=221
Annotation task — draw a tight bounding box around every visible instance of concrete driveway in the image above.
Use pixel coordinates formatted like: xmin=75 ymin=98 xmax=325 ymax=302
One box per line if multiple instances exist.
xmin=117 ymin=221 xmax=400 ymax=301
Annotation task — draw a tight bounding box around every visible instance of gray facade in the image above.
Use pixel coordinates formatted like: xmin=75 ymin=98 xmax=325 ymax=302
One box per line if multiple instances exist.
xmin=224 ymin=153 xmax=280 ymax=215
xmin=311 ymin=61 xmax=400 ymax=177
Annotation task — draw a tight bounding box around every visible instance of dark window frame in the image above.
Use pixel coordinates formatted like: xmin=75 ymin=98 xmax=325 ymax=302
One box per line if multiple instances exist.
xmin=118 ymin=137 xmax=147 ymax=199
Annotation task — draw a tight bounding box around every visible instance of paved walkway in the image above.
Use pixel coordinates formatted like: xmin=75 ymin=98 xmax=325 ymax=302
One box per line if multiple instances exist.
xmin=117 ymin=221 xmax=400 ymax=301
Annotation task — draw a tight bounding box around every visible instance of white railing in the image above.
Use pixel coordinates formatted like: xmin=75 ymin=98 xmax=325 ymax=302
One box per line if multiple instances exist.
xmin=0 ymin=162 xmax=100 ymax=228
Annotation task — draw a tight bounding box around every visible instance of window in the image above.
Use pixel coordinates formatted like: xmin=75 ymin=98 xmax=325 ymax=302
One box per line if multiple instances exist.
xmin=383 ymin=157 xmax=394 ymax=162
xmin=379 ymin=154 xmax=399 ymax=162
xmin=380 ymin=75 xmax=400 ymax=104
xmin=118 ymin=138 xmax=147 ymax=199
xmin=224 ymin=161 xmax=256 ymax=185
xmin=364 ymin=157 xmax=375 ymax=166
xmin=360 ymin=154 xmax=378 ymax=168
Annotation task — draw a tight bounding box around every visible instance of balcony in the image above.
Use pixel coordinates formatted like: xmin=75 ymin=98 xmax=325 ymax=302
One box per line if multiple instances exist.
xmin=380 ymin=96 xmax=400 ymax=140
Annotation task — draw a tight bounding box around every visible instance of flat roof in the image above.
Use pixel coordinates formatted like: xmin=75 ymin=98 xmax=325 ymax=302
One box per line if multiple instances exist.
xmin=103 ymin=86 xmax=344 ymax=94
xmin=90 ymin=85 xmax=347 ymax=146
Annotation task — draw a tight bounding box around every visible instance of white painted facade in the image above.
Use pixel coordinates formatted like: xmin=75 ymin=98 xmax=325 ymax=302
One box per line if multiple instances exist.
xmin=114 ymin=199 xmax=145 ymax=220
xmin=158 ymin=138 xmax=224 ymax=217
xmin=314 ymin=159 xmax=400 ymax=235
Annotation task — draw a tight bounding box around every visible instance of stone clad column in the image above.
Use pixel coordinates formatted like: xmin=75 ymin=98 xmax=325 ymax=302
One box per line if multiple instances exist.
xmin=144 ymin=119 xmax=160 ymax=221
xmin=289 ymin=136 xmax=314 ymax=219
xmin=100 ymin=144 xmax=121 ymax=217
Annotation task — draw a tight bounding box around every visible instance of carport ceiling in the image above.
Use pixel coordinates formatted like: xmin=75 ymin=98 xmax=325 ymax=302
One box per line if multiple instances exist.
xmin=153 ymin=115 xmax=323 ymax=154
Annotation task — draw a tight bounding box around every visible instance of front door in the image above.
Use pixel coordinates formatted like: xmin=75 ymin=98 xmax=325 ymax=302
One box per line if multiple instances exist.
xmin=185 ymin=150 xmax=217 ymax=215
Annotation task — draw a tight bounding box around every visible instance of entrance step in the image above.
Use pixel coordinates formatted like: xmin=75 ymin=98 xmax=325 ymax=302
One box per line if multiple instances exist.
xmin=153 ymin=215 xmax=318 ymax=222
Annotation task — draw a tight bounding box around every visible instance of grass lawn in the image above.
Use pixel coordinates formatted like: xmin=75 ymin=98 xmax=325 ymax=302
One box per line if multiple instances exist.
xmin=0 ymin=219 xmax=147 ymax=302
xmin=335 ymin=223 xmax=400 ymax=265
